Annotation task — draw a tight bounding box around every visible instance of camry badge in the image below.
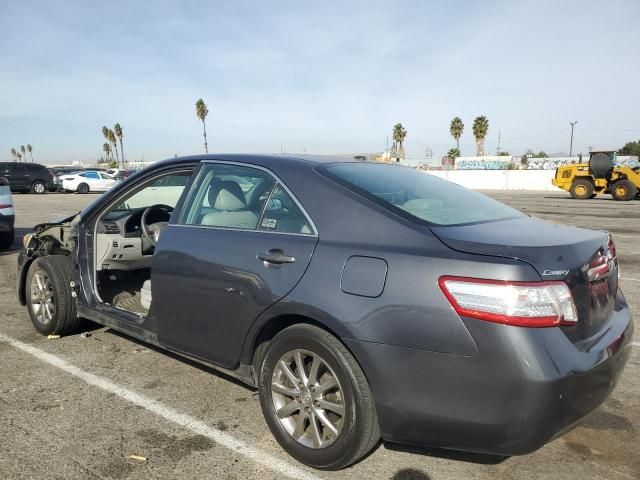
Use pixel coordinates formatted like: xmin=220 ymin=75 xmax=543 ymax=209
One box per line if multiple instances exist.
xmin=542 ymin=269 xmax=569 ymax=276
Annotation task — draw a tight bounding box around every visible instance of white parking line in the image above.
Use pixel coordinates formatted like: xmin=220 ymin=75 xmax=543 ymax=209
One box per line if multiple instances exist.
xmin=0 ymin=333 xmax=323 ymax=480
xmin=621 ymin=277 xmax=640 ymax=282
xmin=633 ymin=342 xmax=640 ymax=348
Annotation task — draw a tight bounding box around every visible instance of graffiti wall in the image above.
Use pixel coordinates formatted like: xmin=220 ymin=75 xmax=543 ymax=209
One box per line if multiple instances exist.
xmin=450 ymin=155 xmax=639 ymax=171
xmin=454 ymin=156 xmax=513 ymax=170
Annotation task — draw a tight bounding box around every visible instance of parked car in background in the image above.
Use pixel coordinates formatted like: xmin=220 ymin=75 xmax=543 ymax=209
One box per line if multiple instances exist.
xmin=107 ymin=169 xmax=136 ymax=182
xmin=59 ymin=170 xmax=118 ymax=193
xmin=0 ymin=177 xmax=15 ymax=248
xmin=0 ymin=162 xmax=54 ymax=194
xmin=16 ymin=154 xmax=633 ymax=470
xmin=50 ymin=167 xmax=108 ymax=191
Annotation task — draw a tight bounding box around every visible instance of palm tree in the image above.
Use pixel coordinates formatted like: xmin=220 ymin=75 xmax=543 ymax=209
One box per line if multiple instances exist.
xmin=17 ymin=152 xmax=22 ymax=162
xmin=472 ymin=116 xmax=489 ymax=156
xmin=10 ymin=148 xmax=17 ymax=162
xmin=27 ymin=144 xmax=33 ymax=162
xmin=103 ymin=142 xmax=112 ymax=162
xmin=102 ymin=125 xmax=109 ymax=142
xmin=195 ymin=98 xmax=209 ymax=153
xmin=114 ymin=123 xmax=124 ymax=166
xmin=447 ymin=147 xmax=461 ymax=160
xmin=106 ymin=129 xmax=118 ymax=165
xmin=392 ymin=123 xmax=407 ymax=159
xmin=20 ymin=145 xmax=26 ymax=162
xmin=449 ymin=117 xmax=464 ymax=151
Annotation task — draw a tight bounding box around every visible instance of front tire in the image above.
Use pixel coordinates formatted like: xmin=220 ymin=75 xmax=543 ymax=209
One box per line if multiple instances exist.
xmin=611 ymin=179 xmax=637 ymax=201
xmin=258 ymin=324 xmax=380 ymax=470
xmin=26 ymin=256 xmax=80 ymax=336
xmin=31 ymin=181 xmax=46 ymax=194
xmin=569 ymin=179 xmax=594 ymax=199
xmin=77 ymin=183 xmax=90 ymax=194
xmin=0 ymin=229 xmax=14 ymax=249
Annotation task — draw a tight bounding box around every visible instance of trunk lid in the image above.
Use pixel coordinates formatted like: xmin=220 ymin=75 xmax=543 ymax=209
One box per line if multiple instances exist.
xmin=431 ymin=217 xmax=618 ymax=342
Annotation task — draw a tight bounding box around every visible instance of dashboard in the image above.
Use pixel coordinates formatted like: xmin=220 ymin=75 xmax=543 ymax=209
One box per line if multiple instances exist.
xmin=95 ymin=207 xmax=172 ymax=271
xmin=98 ymin=207 xmax=171 ymax=237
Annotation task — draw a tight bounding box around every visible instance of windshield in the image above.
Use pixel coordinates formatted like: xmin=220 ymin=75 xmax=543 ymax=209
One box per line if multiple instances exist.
xmin=322 ymin=163 xmax=524 ymax=226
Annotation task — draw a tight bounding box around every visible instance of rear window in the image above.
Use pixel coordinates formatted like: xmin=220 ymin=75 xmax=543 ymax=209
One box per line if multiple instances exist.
xmin=321 ymin=163 xmax=524 ymax=226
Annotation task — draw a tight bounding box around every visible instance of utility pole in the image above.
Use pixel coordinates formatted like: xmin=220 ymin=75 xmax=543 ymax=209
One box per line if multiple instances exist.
xmin=496 ymin=130 xmax=501 ymax=156
xmin=569 ymin=121 xmax=578 ymax=157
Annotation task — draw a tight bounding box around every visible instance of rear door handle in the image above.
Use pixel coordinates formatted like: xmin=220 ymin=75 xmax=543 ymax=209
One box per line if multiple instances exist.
xmin=257 ymin=249 xmax=296 ymax=265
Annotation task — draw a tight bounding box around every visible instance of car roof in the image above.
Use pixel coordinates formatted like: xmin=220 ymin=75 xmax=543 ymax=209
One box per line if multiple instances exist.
xmin=154 ymin=153 xmax=363 ymax=170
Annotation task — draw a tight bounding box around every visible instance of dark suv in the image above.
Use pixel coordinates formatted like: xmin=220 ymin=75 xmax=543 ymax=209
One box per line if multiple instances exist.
xmin=0 ymin=162 xmax=55 ymax=194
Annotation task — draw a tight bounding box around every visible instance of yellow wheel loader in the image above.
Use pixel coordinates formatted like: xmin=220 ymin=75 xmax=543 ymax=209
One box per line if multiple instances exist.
xmin=552 ymin=150 xmax=640 ymax=201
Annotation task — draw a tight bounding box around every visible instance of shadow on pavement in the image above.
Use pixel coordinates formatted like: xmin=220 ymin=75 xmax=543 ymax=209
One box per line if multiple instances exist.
xmin=392 ymin=468 xmax=431 ymax=480
xmin=104 ymin=328 xmax=255 ymax=391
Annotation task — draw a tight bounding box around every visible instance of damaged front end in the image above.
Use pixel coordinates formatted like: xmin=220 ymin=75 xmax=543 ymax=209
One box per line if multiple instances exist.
xmin=22 ymin=213 xmax=79 ymax=259
xmin=17 ymin=213 xmax=80 ymax=306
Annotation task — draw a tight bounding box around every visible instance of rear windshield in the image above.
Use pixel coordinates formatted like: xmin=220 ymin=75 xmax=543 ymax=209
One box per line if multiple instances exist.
xmin=321 ymin=163 xmax=524 ymax=226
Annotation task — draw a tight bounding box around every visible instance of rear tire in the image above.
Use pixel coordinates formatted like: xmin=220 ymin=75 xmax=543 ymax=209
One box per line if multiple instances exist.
xmin=258 ymin=324 xmax=380 ymax=470
xmin=26 ymin=256 xmax=80 ymax=336
xmin=0 ymin=229 xmax=14 ymax=249
xmin=31 ymin=181 xmax=46 ymax=194
xmin=611 ymin=179 xmax=637 ymax=201
xmin=77 ymin=183 xmax=89 ymax=194
xmin=569 ymin=179 xmax=594 ymax=199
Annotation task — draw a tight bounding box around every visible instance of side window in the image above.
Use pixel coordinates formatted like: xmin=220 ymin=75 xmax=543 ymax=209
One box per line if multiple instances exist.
xmin=85 ymin=171 xmax=100 ymax=179
xmin=259 ymin=184 xmax=313 ymax=235
xmin=182 ymin=164 xmax=275 ymax=230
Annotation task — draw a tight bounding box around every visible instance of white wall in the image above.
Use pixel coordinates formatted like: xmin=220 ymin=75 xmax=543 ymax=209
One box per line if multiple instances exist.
xmin=425 ymin=169 xmax=562 ymax=191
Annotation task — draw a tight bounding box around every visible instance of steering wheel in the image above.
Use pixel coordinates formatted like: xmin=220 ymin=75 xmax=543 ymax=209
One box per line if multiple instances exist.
xmin=141 ymin=204 xmax=173 ymax=247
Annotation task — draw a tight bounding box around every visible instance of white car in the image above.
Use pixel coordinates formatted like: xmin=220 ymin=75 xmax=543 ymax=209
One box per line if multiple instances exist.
xmin=60 ymin=171 xmax=118 ymax=193
xmin=0 ymin=176 xmax=15 ymax=249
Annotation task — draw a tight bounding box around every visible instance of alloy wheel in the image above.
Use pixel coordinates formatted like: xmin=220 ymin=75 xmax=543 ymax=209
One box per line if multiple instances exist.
xmin=30 ymin=271 xmax=55 ymax=325
xmin=271 ymin=349 xmax=346 ymax=449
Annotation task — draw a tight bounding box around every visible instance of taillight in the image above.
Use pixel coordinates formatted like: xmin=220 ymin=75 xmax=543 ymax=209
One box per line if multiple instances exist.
xmin=608 ymin=234 xmax=620 ymax=285
xmin=0 ymin=204 xmax=12 ymax=209
xmin=438 ymin=276 xmax=578 ymax=327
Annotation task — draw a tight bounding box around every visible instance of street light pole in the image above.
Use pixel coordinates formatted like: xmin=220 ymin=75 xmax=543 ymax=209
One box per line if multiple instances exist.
xmin=569 ymin=121 xmax=578 ymax=157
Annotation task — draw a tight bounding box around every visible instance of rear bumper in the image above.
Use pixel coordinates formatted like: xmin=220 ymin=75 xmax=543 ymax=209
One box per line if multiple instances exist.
xmin=344 ymin=290 xmax=633 ymax=455
xmin=0 ymin=213 xmax=14 ymax=232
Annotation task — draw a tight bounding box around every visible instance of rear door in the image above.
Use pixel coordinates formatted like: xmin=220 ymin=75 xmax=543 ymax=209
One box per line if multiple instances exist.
xmin=1 ymin=164 xmax=27 ymax=190
xmin=152 ymin=161 xmax=318 ymax=368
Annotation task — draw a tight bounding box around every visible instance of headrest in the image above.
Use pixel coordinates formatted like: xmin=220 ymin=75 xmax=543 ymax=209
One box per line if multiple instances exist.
xmin=209 ymin=180 xmax=246 ymax=211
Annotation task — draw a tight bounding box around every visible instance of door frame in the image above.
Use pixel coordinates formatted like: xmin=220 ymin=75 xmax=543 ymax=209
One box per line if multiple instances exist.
xmin=88 ymin=166 xmax=197 ymax=305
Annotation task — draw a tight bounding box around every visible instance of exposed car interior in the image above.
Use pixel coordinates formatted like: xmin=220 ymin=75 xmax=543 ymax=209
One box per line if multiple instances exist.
xmin=94 ymin=164 xmax=312 ymax=316
xmin=94 ymin=171 xmax=192 ymax=315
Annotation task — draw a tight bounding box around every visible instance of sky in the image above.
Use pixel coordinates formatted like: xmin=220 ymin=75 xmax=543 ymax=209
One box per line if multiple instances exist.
xmin=1 ymin=0 xmax=639 ymax=165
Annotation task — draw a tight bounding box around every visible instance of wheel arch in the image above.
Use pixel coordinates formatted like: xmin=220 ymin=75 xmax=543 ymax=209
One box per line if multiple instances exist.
xmin=241 ymin=306 xmax=369 ymax=385
xmin=17 ymin=257 xmax=34 ymax=305
xmin=246 ymin=313 xmax=345 ymax=367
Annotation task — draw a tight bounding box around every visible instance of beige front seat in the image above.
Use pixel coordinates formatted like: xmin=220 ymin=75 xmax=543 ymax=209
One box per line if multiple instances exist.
xmin=201 ymin=180 xmax=258 ymax=229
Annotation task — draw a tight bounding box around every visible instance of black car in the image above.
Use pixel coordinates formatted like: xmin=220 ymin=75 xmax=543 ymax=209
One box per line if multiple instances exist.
xmin=0 ymin=177 xmax=15 ymax=248
xmin=0 ymin=162 xmax=55 ymax=193
xmin=16 ymin=154 xmax=633 ymax=470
